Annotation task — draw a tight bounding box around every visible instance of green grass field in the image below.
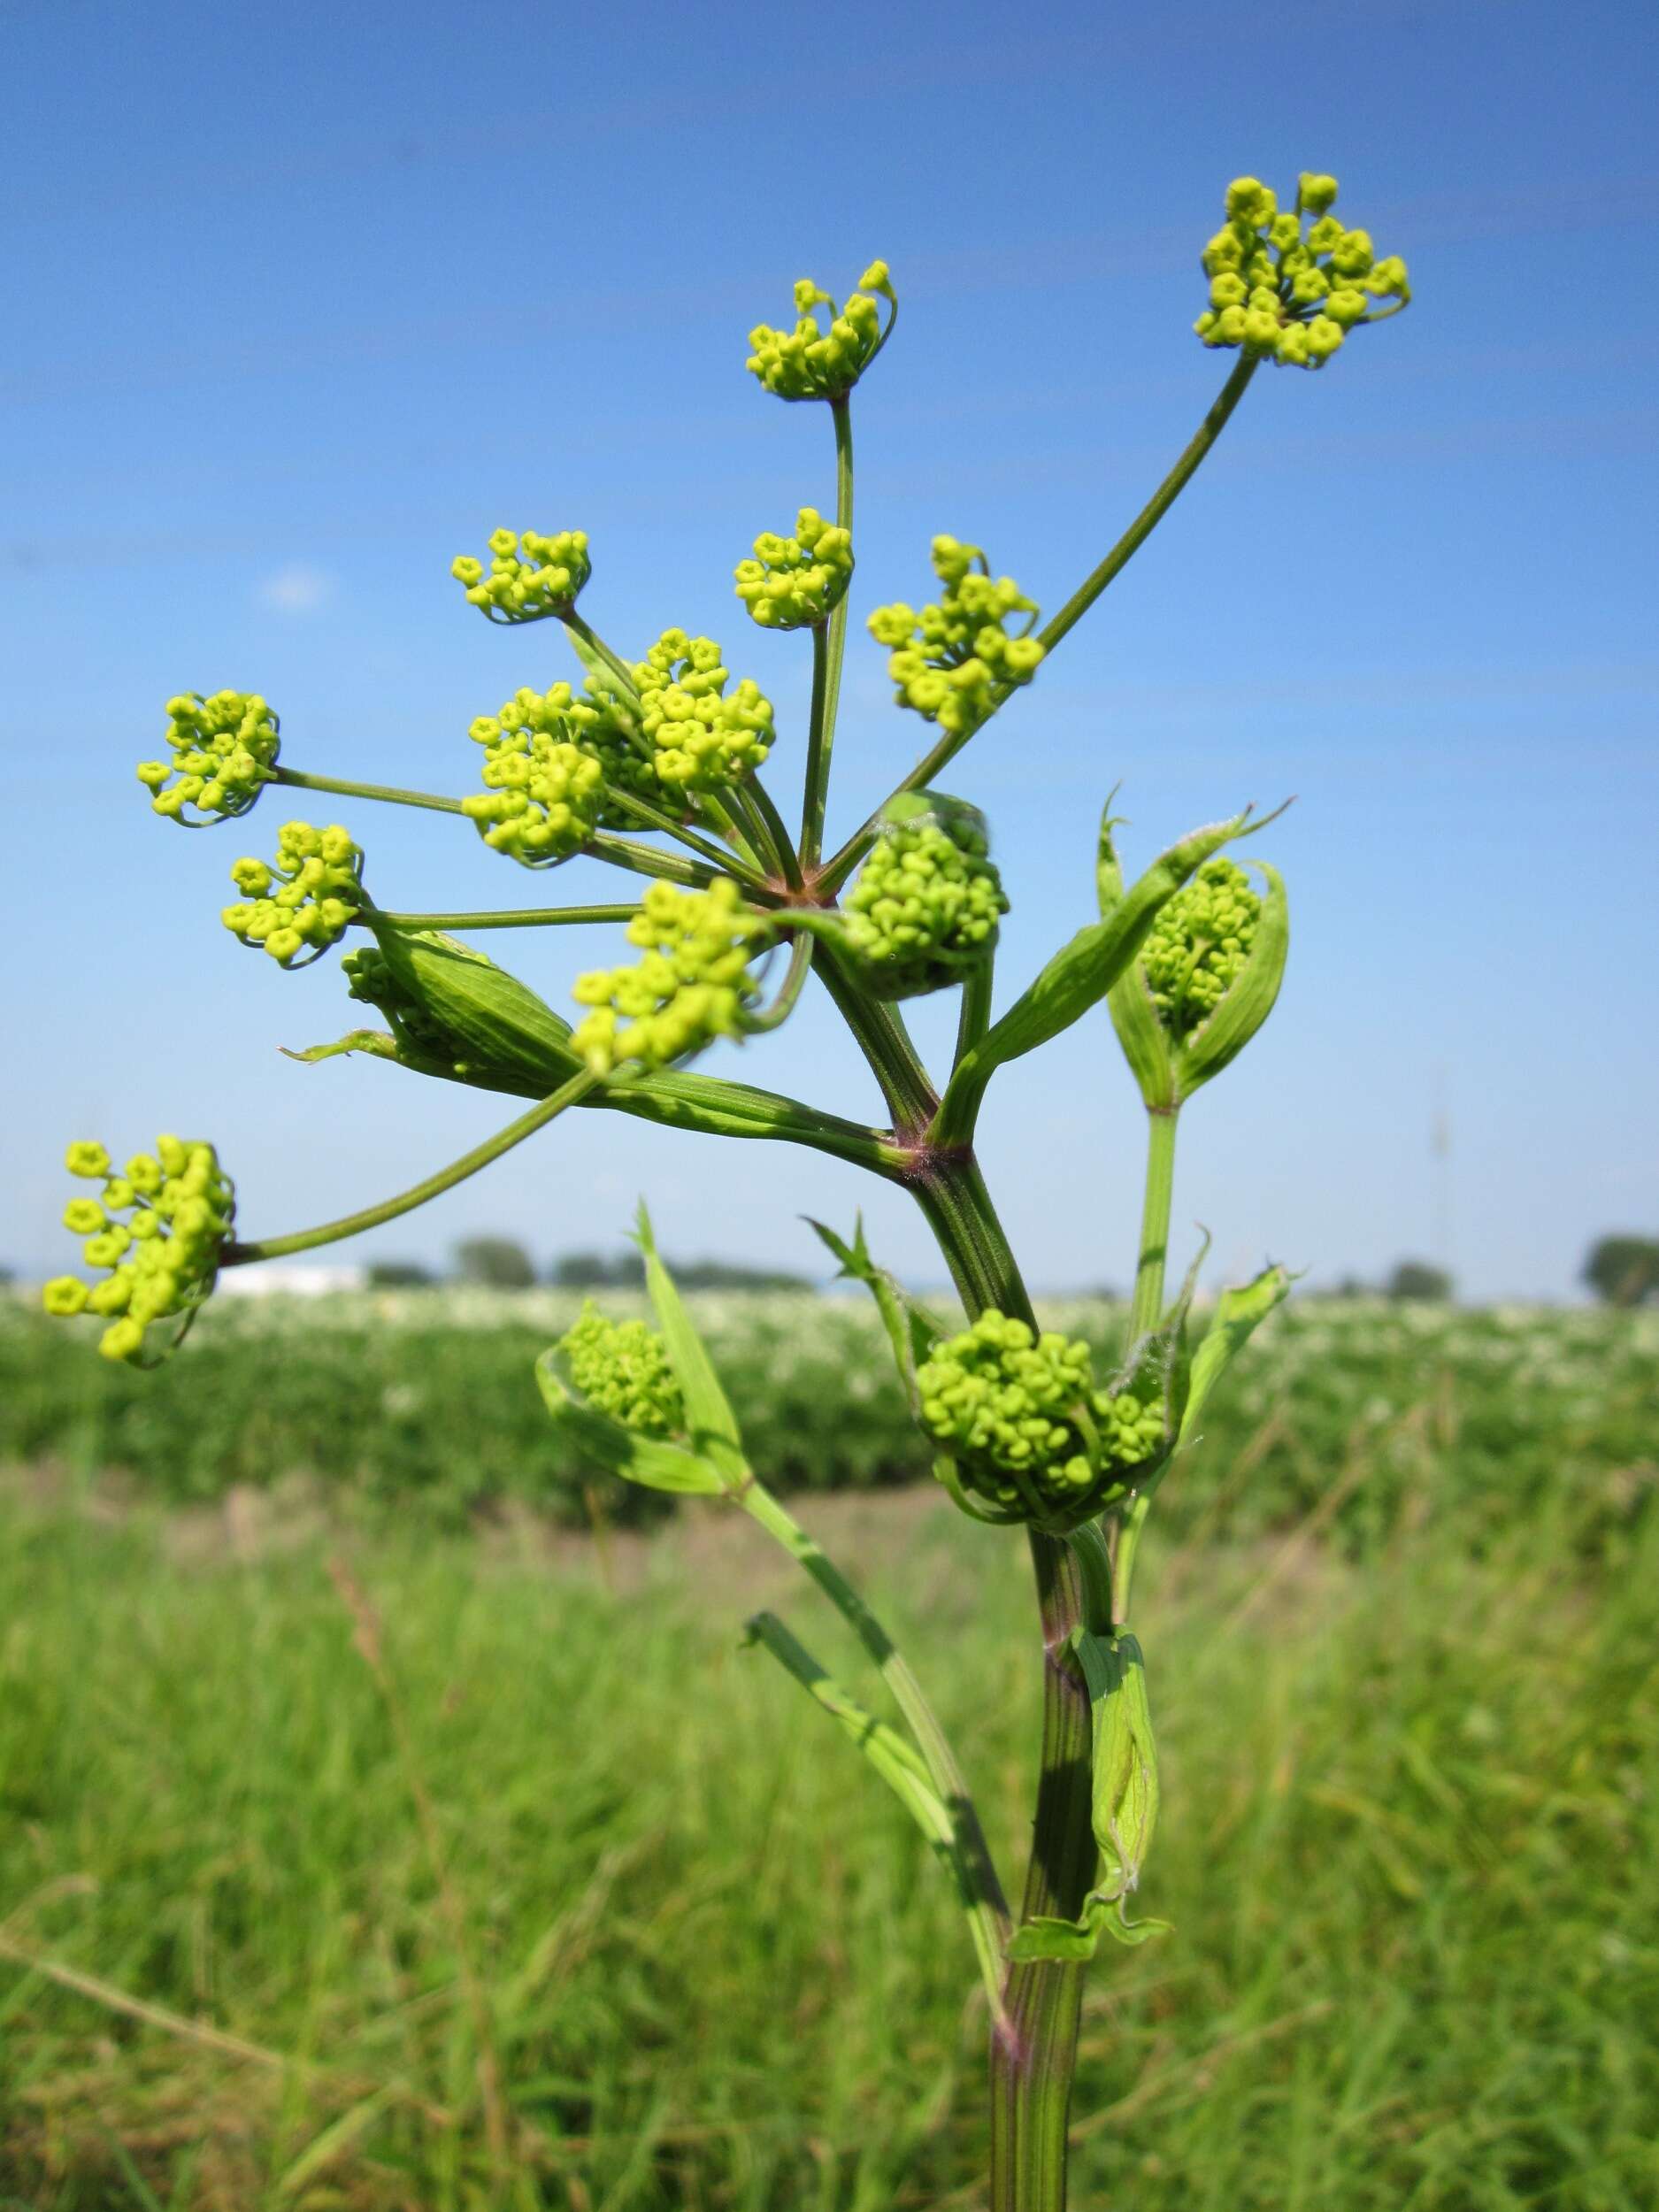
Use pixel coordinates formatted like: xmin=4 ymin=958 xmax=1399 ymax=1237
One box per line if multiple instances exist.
xmin=5 ymin=1293 xmax=1655 ymax=1551
xmin=3 ymin=1297 xmax=1656 ymax=2208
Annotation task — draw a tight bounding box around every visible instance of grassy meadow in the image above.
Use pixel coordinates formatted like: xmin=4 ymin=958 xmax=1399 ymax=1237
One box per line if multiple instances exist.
xmin=2 ymin=1296 xmax=1656 ymax=2208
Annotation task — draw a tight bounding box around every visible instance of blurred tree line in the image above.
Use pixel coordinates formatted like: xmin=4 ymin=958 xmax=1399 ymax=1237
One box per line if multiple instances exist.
xmin=365 ymin=1238 xmax=810 ymax=1294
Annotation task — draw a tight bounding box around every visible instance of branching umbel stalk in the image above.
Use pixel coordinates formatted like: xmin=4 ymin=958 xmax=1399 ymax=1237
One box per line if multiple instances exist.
xmin=57 ymin=178 xmax=1414 ymax=2208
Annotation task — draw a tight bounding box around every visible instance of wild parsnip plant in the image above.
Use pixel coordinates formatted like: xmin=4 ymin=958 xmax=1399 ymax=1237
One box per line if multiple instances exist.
xmin=44 ymin=174 xmax=1410 ymax=2208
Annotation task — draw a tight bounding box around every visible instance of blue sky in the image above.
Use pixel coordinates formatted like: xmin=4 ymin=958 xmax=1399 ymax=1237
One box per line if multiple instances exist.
xmin=4 ymin=0 xmax=1654 ymax=1299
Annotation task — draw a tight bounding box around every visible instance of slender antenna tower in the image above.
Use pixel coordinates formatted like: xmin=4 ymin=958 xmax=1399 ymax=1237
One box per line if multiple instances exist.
xmin=1431 ymin=1063 xmax=1454 ymax=1288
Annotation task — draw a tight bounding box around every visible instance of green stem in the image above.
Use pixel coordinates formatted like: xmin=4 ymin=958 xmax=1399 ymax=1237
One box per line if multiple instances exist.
xmin=745 ymin=775 xmax=804 ymax=887
xmin=563 ymin=610 xmax=644 ymax=710
xmin=1035 ymin=352 xmax=1259 ymax=659
xmin=813 ymin=949 xmax=938 ymax=1136
xmin=743 ymin=933 xmax=814 ymax=1033
xmin=696 ymin=791 xmax=770 ymax=875
xmin=818 ymin=354 xmax=1261 ymax=897
xmin=739 ymin=1482 xmax=1011 ymax=2020
xmin=1112 ymin=1108 xmax=1181 ymax=1629
xmin=727 ymin=780 xmax=801 ymax=889
xmin=910 ymin=1158 xmax=1094 ymax=2211
xmin=271 ymin=766 xmax=465 ymax=818
xmin=801 ymin=396 xmax=855 ymax=872
xmin=953 ymin=956 xmax=995 ymax=1073
xmin=1129 ymin=1108 xmax=1179 ymax=1340
xmin=799 ymin=622 xmax=832 ymax=864
xmin=601 ymin=787 xmax=767 ymax=886
xmin=587 ymin=833 xmax=719 ymax=889
xmin=362 ymin=904 xmax=640 ymax=932
xmin=221 ymin=1070 xmax=599 ymax=1264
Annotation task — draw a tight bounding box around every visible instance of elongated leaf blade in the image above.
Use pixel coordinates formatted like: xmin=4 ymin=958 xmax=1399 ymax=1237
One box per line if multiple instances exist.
xmin=1177 ymin=1262 xmax=1292 ymax=1447
xmin=534 ymin=1356 xmax=728 ymax=1494
xmin=634 ymin=1202 xmax=748 ymax=1484
xmin=1099 ymin=807 xmax=1175 ymax=1111
xmin=806 ymin=1215 xmax=944 ymax=1412
xmin=1009 ymin=1895 xmax=1173 ymax=1961
xmin=933 ymin=808 xmax=1259 ymax=1144
xmin=1009 ymin=1627 xmax=1169 ymax=1961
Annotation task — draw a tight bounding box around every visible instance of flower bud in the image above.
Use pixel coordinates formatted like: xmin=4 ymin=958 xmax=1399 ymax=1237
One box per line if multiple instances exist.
xmin=1194 ymin=172 xmax=1409 ymax=369
xmin=141 ymin=690 xmax=280 ymax=825
xmin=916 ymin=1311 xmax=1165 ymax=1528
xmin=870 ymin=540 xmax=1044 ymax=738
xmin=450 ymin=527 xmax=591 ymax=622
xmin=747 ymin=263 xmax=896 ymax=402
xmin=1101 ymin=824 xmax=1288 ymax=1110
xmin=222 ymin=822 xmax=364 ymax=966
xmin=634 ymin=631 xmax=775 ymax=791
xmin=733 ymin=507 xmax=854 ymax=630
xmin=570 ymin=879 xmax=769 ymax=1076
xmin=557 ymin=1302 xmax=685 ymax=1436
xmin=357 ymin=926 xmax=587 ymax=1095
xmin=461 ymin=695 xmax=606 ymax=868
xmin=43 ymin=1134 xmax=234 ymax=1364
xmin=839 ymin=791 xmax=1008 ymax=1001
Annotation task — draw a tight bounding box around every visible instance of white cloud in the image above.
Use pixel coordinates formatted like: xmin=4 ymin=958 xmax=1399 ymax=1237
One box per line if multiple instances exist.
xmin=256 ymin=563 xmax=334 ymax=614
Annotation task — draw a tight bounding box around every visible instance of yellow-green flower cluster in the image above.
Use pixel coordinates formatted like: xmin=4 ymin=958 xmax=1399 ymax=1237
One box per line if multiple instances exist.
xmin=222 ymin=822 xmax=364 ymax=966
xmin=451 ymin=527 xmax=591 ymax=621
xmin=841 ymin=805 xmax=1008 ymax=1000
xmin=464 ymin=695 xmax=607 ymax=865
xmin=634 ymin=630 xmax=775 ymax=790
xmin=733 ymin=508 xmax=854 ymax=630
xmin=869 ymin=538 xmax=1045 ymax=736
xmin=136 ymin=691 xmax=280 ymax=823
xmin=42 ymin=1136 xmax=234 ymax=1364
xmin=1141 ymin=858 xmax=1260 ymax=1038
xmin=572 ymin=878 xmax=767 ymax=1075
xmin=1195 ymin=173 xmax=1410 ymax=369
xmin=917 ymin=1312 xmax=1164 ymax=1520
xmin=473 ymin=681 xmax=669 ymax=831
xmin=747 ymin=263 xmax=895 ymax=402
xmin=558 ymin=1302 xmax=685 ymax=1436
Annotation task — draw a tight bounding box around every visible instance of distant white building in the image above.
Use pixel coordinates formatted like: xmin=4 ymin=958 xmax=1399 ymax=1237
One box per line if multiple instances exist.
xmin=216 ymin=1262 xmax=366 ymax=1298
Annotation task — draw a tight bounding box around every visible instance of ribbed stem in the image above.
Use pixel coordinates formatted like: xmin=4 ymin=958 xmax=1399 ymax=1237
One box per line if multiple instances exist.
xmin=1129 ymin=1107 xmax=1179 ymax=1339
xmin=813 ymin=948 xmax=939 ymax=1136
xmin=362 ymin=904 xmax=639 ymax=932
xmin=271 ymin=765 xmax=464 ymax=817
xmin=587 ymin=833 xmax=719 ymax=889
xmin=800 ymin=396 xmax=855 ymax=873
xmin=913 ymin=1157 xmax=1094 ymax=2210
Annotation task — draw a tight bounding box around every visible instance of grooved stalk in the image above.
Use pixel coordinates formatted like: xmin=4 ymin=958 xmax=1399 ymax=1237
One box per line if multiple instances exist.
xmin=917 ymin=1157 xmax=1095 ymax=2211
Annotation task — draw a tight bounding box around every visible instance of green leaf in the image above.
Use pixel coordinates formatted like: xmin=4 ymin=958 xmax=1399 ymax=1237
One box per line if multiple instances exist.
xmin=1177 ymin=1262 xmax=1293 ymax=1448
xmin=1009 ymin=1629 xmax=1170 ymax=1961
xmin=367 ymin=926 xmax=587 ymax=1094
xmin=1099 ymin=806 xmax=1175 ymax=1112
xmin=280 ymin=1028 xmax=403 ymax=1068
xmin=1119 ymin=1230 xmax=1211 ymax=1447
xmin=534 ymin=1356 xmax=728 ymax=1494
xmin=933 ymin=806 xmax=1263 ymax=1145
xmin=1008 ymin=1895 xmax=1172 ymax=1962
xmin=634 ymin=1202 xmax=749 ymax=1486
xmin=806 ymin=1214 xmax=945 ymax=1413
